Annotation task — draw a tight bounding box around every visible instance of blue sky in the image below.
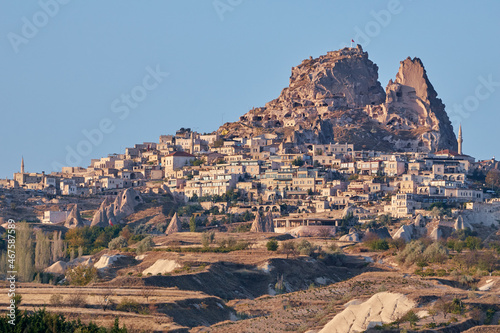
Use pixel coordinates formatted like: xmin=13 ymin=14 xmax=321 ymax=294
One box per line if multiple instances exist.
xmin=1 ymin=0 xmax=499 ymax=178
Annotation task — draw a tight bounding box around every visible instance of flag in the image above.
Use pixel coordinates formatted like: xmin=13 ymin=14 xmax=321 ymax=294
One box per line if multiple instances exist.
xmin=109 ymin=219 xmax=113 ymax=226
xmin=351 ymin=39 xmax=355 ymax=43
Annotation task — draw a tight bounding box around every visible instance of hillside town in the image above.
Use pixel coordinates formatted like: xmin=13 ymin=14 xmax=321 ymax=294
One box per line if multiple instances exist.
xmin=2 ymin=39 xmax=500 ymax=332
xmin=4 ymin=124 xmax=500 ymax=239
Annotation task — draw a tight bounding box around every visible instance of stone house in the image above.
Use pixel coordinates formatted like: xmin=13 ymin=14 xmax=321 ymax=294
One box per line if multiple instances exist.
xmin=162 ymin=151 xmax=196 ymax=171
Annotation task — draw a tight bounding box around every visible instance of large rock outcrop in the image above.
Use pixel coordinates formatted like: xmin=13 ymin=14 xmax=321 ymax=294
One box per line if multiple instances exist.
xmin=91 ymin=188 xmax=143 ymax=227
xmin=218 ymin=45 xmax=457 ymax=152
xmin=319 ymin=292 xmax=415 ymax=333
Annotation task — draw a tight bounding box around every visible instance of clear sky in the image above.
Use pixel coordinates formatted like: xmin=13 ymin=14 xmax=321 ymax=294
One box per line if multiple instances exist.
xmin=1 ymin=0 xmax=499 ymax=178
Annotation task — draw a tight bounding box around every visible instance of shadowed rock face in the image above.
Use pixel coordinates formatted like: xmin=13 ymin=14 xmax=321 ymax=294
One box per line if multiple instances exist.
xmin=218 ymin=46 xmax=457 ymax=152
xmin=382 ymin=57 xmax=457 ymax=151
xmin=250 ymin=212 xmax=274 ymax=233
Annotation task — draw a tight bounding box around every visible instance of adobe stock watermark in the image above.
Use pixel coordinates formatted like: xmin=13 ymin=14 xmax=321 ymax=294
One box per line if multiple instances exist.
xmin=340 ymin=0 xmax=406 ymax=48
xmin=7 ymin=0 xmax=72 ymax=54
xmin=213 ymin=0 xmax=243 ymax=21
xmin=6 ymin=219 xmax=17 ymax=326
xmin=50 ymin=65 xmax=169 ymax=171
xmin=448 ymin=75 xmax=499 ymax=129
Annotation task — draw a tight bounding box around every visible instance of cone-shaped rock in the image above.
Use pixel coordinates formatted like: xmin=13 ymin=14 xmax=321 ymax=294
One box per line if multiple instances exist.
xmin=413 ymin=214 xmax=425 ymax=228
xmin=113 ymin=188 xmax=143 ymax=221
xmin=165 ymin=213 xmax=182 ymax=235
xmin=265 ymin=212 xmax=275 ymax=233
xmin=454 ymin=215 xmax=472 ymax=231
xmin=65 ymin=204 xmax=83 ymax=228
xmin=91 ymin=197 xmax=112 ymax=227
xmin=250 ymin=214 xmax=265 ymax=232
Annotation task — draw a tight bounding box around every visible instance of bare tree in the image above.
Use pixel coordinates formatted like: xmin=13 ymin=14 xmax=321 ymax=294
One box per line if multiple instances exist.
xmin=97 ymin=287 xmax=115 ymax=311
xmin=280 ymin=241 xmax=297 ymax=259
xmin=140 ymin=286 xmax=156 ymax=303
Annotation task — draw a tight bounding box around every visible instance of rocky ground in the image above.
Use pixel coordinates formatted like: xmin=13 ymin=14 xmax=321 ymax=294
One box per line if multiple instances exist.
xmin=1 ymin=232 xmax=499 ymax=332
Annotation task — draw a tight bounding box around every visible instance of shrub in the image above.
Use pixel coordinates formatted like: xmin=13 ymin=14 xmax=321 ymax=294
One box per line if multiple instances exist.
xmin=296 ymin=240 xmax=317 ymax=256
xmin=66 ymin=292 xmax=87 ymax=308
xmin=280 ymin=241 xmax=297 ymax=259
xmin=201 ymin=231 xmax=216 ymax=248
xmin=108 ymin=236 xmax=128 ymax=250
xmin=136 ymin=236 xmax=154 ymax=254
xmin=49 ymin=294 xmax=63 ymax=307
xmin=116 ymin=298 xmax=141 ymax=313
xmin=466 ymin=236 xmax=482 ymax=250
xmin=66 ymin=264 xmax=97 ymax=286
xmin=397 ymin=240 xmax=426 ymax=266
xmin=423 ymin=242 xmax=448 ymax=263
xmin=436 ymin=268 xmax=447 ymax=277
xmin=266 ymin=239 xmax=278 ymax=251
xmin=0 ymin=308 xmax=126 ymax=331
xmin=366 ymin=239 xmax=389 ymax=251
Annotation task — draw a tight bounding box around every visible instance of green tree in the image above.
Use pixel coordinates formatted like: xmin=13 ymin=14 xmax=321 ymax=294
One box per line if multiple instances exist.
xmin=136 ymin=236 xmax=154 ymax=254
xmin=108 ymin=236 xmax=128 ymax=250
xmin=291 ymin=157 xmax=304 ymax=166
xmin=423 ymin=242 xmax=448 ymax=263
xmin=189 ymin=216 xmax=197 ymax=232
xmin=201 ymin=231 xmax=215 ymax=248
xmin=401 ymin=310 xmax=419 ymax=328
xmin=66 ymin=264 xmax=97 ymax=286
xmin=51 ymin=231 xmax=64 ymax=262
xmin=34 ymin=230 xmax=51 ymax=271
xmin=192 ymin=158 xmax=205 ymax=166
xmin=16 ymin=223 xmax=34 ymax=282
xmin=281 ymin=241 xmax=297 ymax=259
xmin=266 ymin=239 xmax=279 ymax=251
xmin=466 ymin=236 xmax=481 ymax=250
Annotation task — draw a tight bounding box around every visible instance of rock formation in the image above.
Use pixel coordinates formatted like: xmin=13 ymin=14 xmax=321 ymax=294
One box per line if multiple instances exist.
xmin=91 ymin=197 xmax=114 ymax=227
xmin=339 ymin=229 xmax=361 ymax=242
xmin=250 ymin=214 xmax=265 ymax=232
xmin=218 ymin=45 xmax=457 ymax=152
xmin=265 ymin=212 xmax=275 ymax=233
xmin=91 ymin=188 xmax=143 ymax=227
xmin=250 ymin=213 xmax=274 ymax=233
xmin=165 ymin=212 xmax=182 ymax=235
xmin=319 ymin=292 xmax=415 ymax=333
xmin=64 ymin=204 xmax=83 ymax=228
xmin=392 ymin=224 xmax=415 ymax=242
xmin=430 ymin=226 xmax=444 ymax=240
xmin=454 ymin=215 xmax=473 ymax=231
xmin=113 ymin=188 xmax=143 ymax=220
xmin=413 ymin=214 xmax=425 ymax=228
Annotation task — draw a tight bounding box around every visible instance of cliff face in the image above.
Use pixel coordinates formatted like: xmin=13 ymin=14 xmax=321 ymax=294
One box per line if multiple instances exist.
xmin=218 ymin=46 xmax=457 ymax=152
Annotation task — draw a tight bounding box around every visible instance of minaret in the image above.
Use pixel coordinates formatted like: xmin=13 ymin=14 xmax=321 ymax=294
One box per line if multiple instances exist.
xmin=457 ymin=124 xmax=463 ymax=155
xmin=20 ymin=156 xmax=25 ymax=173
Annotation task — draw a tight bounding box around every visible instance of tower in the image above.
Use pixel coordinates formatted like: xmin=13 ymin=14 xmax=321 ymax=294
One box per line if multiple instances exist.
xmin=20 ymin=156 xmax=24 ymax=173
xmin=457 ymin=124 xmax=463 ymax=155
